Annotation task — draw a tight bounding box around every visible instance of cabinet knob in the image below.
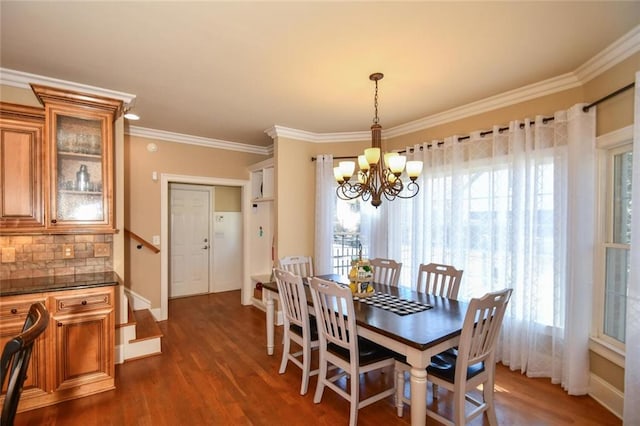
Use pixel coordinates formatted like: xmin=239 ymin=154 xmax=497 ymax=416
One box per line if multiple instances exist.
xmin=51 ymin=219 xmax=57 ymax=224
xmin=57 ymin=322 xmax=63 ymax=327
xmin=10 ymin=308 xmax=17 ymax=314
xmin=81 ymin=300 xmax=87 ymax=305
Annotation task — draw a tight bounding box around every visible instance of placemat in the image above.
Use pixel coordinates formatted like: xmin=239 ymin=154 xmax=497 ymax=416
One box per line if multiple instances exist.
xmin=353 ymin=292 xmax=433 ymax=316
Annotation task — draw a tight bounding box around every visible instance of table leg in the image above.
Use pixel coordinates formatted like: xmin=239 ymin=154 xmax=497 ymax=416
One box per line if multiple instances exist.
xmin=265 ymin=290 xmax=275 ymax=355
xmin=410 ymin=366 xmax=427 ymax=426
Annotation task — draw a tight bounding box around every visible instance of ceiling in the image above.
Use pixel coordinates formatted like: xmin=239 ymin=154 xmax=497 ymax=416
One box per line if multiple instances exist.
xmin=1 ymin=2 xmax=639 ymax=148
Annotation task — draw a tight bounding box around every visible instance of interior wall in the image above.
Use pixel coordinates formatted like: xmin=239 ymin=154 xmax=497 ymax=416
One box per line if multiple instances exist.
xmin=215 ymin=186 xmax=241 ymax=212
xmin=124 ymin=134 xmax=265 ymax=306
xmin=274 ymin=136 xmax=369 ymax=263
xmin=0 ymin=84 xmax=40 ymax=106
xmin=584 ymin=53 xmax=640 ymax=135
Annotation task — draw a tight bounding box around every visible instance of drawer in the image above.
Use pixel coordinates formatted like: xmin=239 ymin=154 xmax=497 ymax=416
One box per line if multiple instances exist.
xmin=54 ymin=292 xmax=112 ymax=313
xmin=0 ymin=297 xmax=47 ymax=320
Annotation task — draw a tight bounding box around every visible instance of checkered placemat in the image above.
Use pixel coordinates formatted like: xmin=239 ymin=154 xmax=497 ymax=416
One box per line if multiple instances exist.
xmin=353 ymin=292 xmax=433 ymax=316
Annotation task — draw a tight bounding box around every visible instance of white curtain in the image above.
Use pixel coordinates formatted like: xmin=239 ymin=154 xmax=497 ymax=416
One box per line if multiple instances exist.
xmin=623 ymin=74 xmax=640 ymax=424
xmin=314 ymin=154 xmax=336 ymax=275
xmin=387 ymin=104 xmax=595 ymax=394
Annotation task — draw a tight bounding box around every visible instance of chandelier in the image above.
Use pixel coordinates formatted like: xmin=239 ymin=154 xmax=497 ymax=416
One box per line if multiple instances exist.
xmin=334 ymin=73 xmax=423 ymax=208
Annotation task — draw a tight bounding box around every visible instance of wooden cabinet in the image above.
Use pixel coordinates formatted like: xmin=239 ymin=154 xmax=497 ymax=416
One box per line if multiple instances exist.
xmin=0 ymin=294 xmax=49 ymax=403
xmin=51 ymin=289 xmax=114 ymax=394
xmin=0 ymin=286 xmax=115 ymax=412
xmin=0 ymin=103 xmax=45 ymax=231
xmin=32 ymin=84 xmax=122 ymax=233
xmin=0 ymin=86 xmax=122 ymax=234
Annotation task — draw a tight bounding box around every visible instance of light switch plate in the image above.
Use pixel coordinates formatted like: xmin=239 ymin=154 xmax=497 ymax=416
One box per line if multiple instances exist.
xmin=94 ymin=243 xmax=111 ymax=257
xmin=63 ymin=244 xmax=75 ymax=259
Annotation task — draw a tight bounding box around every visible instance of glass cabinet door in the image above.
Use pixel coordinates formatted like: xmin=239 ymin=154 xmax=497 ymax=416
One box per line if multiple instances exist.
xmin=49 ymin=108 xmax=112 ymax=230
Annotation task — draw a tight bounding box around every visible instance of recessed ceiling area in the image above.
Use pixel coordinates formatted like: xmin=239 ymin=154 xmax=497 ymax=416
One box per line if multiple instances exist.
xmin=1 ymin=2 xmax=639 ymax=147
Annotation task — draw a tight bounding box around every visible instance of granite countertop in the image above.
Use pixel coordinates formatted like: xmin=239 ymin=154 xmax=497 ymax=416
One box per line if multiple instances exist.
xmin=0 ymin=271 xmax=121 ymax=297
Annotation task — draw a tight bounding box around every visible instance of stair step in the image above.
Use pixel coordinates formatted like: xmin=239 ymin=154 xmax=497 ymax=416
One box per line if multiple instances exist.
xmin=130 ymin=309 xmax=163 ymax=343
xmin=116 ymin=303 xmax=136 ymax=329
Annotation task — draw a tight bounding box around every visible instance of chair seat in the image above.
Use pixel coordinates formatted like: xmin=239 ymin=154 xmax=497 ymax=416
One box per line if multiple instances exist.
xmin=427 ymin=347 xmax=484 ymax=384
xmin=290 ymin=316 xmax=319 ymax=341
xmin=328 ymin=336 xmax=396 ymax=366
xmin=394 ymin=346 xmax=458 ymax=365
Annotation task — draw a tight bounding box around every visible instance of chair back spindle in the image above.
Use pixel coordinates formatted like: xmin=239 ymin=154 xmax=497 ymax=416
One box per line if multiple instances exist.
xmin=278 ymin=256 xmax=314 ymax=278
xmin=416 ymin=263 xmax=463 ymax=299
xmin=369 ymin=258 xmax=402 ymax=287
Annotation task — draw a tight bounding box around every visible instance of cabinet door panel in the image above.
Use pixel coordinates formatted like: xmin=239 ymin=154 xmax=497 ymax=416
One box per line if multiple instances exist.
xmin=0 ymin=295 xmax=49 ymax=405
xmin=47 ymin=107 xmax=113 ymax=231
xmin=53 ymin=310 xmax=113 ymax=390
xmin=0 ymin=320 xmax=48 ymax=399
xmin=0 ymin=108 xmax=44 ymax=231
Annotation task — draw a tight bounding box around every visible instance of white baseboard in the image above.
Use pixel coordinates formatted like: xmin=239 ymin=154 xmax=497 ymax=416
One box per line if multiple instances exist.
xmin=589 ymin=373 xmax=623 ymax=419
xmin=114 ymin=345 xmax=125 ymax=364
xmin=124 ymin=287 xmax=151 ymax=311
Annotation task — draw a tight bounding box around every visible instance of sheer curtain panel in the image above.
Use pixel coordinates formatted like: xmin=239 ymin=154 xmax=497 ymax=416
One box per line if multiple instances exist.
xmin=623 ymin=73 xmax=639 ymax=424
xmin=387 ymin=104 xmax=595 ymax=394
xmin=315 ymin=155 xmax=336 ymax=275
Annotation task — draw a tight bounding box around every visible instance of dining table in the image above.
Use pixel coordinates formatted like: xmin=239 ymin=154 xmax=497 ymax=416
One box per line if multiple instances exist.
xmin=260 ymin=274 xmax=468 ymax=426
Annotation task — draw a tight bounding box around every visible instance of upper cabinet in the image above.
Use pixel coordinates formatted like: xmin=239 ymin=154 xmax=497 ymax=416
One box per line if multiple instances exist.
xmin=32 ymin=85 xmax=123 ymax=233
xmin=0 ymin=85 xmax=123 ymax=234
xmin=250 ymin=158 xmax=274 ymax=202
xmin=0 ymin=103 xmax=45 ymax=231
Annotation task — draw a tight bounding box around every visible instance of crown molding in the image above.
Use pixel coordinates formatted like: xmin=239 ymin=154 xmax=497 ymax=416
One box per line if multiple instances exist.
xmin=384 ymin=72 xmax=581 ymax=138
xmin=127 ymin=126 xmax=271 ymax=156
xmin=0 ymin=67 xmax=136 ymax=106
xmin=265 ymin=125 xmax=369 ymax=143
xmin=574 ymin=24 xmax=640 ymax=83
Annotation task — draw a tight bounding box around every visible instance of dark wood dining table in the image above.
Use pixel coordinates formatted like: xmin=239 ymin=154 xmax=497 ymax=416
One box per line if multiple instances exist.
xmin=261 ymin=274 xmax=468 ymax=426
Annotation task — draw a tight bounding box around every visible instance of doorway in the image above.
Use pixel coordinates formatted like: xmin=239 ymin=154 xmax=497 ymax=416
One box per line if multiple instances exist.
xmin=159 ymin=174 xmax=251 ymax=321
xmin=169 ymin=183 xmax=212 ymax=298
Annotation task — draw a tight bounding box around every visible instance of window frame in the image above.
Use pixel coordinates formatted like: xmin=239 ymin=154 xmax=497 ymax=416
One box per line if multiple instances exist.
xmin=590 ymin=125 xmax=633 ymax=367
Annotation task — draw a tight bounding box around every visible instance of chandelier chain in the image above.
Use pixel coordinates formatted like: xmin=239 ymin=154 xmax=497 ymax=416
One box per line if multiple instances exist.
xmin=373 ymin=79 xmax=379 ymax=125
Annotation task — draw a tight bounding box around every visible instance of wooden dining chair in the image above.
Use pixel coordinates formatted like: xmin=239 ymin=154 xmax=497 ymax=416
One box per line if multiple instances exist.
xmin=396 ymin=262 xmax=465 ymax=415
xmin=1 ymin=302 xmax=49 ymax=426
xmin=273 ymin=268 xmax=319 ymax=395
xmin=415 ymin=262 xmax=463 ymax=299
xmin=309 ymin=277 xmax=397 ymax=426
xmin=369 ymin=258 xmax=402 ymax=287
xmin=278 ymin=255 xmax=314 ymax=278
xmin=426 ymin=288 xmax=512 ymax=426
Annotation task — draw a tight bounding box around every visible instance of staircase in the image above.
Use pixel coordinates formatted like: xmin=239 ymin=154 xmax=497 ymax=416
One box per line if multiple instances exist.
xmin=116 ymin=304 xmax=163 ymax=363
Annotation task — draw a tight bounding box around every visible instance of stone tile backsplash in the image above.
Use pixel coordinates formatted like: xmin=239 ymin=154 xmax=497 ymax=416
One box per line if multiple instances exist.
xmin=0 ymin=234 xmax=113 ymax=280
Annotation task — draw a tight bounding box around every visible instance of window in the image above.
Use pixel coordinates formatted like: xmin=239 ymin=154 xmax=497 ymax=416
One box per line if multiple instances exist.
xmin=332 ymin=198 xmax=367 ymax=276
xmin=600 ymin=144 xmax=632 ymax=346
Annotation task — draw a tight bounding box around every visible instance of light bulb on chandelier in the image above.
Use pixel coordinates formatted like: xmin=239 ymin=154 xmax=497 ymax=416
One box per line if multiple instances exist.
xmin=334 ymin=73 xmax=423 ymax=208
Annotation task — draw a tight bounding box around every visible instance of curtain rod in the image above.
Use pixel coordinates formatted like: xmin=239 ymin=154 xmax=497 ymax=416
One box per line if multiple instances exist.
xmin=311 ymin=82 xmax=636 ymax=160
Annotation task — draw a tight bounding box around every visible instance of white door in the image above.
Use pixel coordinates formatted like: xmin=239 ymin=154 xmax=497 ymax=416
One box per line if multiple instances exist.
xmin=170 ymin=184 xmax=212 ymax=298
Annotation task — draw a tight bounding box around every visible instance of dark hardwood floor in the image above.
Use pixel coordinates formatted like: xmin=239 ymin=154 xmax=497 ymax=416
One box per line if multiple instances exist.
xmin=16 ymin=291 xmax=621 ymax=425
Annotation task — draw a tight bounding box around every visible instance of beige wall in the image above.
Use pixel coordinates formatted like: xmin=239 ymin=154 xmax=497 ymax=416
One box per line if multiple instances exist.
xmin=274 ymin=137 xmax=369 ymax=262
xmin=0 ymin=85 xmax=41 ymax=107
xmin=215 ymin=186 xmax=241 ymax=212
xmin=584 ymin=53 xmax=640 ymax=136
xmin=125 ymin=134 xmax=265 ymax=306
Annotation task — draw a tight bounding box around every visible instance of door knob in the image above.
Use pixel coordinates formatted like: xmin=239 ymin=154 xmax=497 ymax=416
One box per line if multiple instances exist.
xmin=203 ymin=245 xmax=209 ymax=250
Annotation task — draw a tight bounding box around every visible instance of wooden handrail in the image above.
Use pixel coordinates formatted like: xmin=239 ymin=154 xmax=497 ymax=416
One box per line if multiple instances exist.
xmin=124 ymin=229 xmax=160 ymax=254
